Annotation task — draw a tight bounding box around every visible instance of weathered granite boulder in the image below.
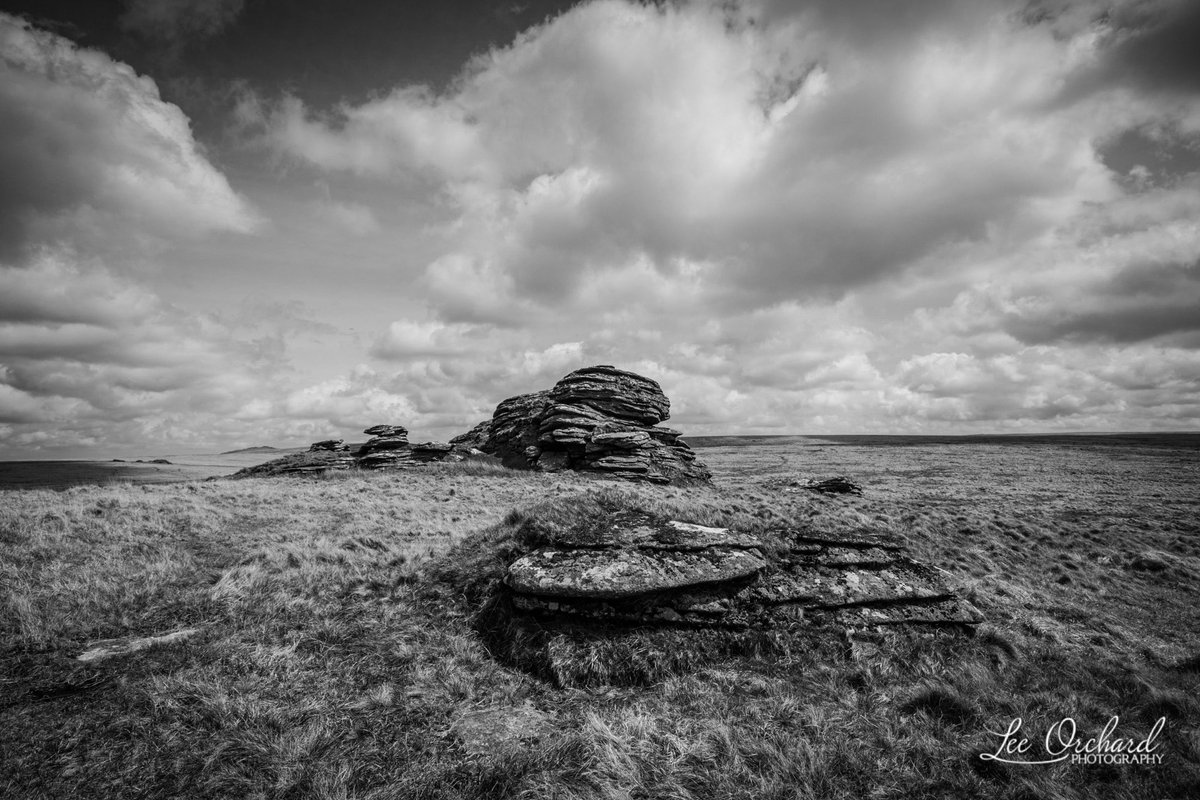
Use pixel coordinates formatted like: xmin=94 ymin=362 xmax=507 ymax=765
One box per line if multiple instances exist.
xmin=467 ymin=366 xmax=710 ymax=484
xmin=493 ymin=509 xmax=981 ymax=633
xmin=486 ymin=390 xmax=553 ymax=468
xmin=364 ymin=425 xmax=408 ymax=438
xmin=357 ymin=424 xmax=418 ymax=469
xmin=357 ymin=426 xmax=463 ymax=469
xmin=309 ymin=439 xmax=348 ymax=452
xmin=550 ymin=366 xmax=670 ymax=425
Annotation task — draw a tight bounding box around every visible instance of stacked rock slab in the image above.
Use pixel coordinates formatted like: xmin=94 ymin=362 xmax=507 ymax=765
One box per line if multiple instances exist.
xmin=356 ymin=425 xmax=413 ymax=469
xmin=500 ymin=510 xmax=981 ymax=632
xmin=477 ymin=366 xmax=710 ymax=484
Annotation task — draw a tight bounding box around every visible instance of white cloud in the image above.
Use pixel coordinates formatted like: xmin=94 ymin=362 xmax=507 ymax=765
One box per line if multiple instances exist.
xmin=0 ymin=13 xmax=257 ymax=258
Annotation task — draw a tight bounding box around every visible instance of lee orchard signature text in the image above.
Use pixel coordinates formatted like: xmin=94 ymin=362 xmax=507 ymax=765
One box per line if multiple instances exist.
xmin=980 ymin=716 xmax=1166 ymax=766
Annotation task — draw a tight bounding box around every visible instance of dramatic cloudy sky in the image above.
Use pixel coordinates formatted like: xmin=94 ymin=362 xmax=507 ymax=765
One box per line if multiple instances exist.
xmin=1 ymin=0 xmax=1198 ymax=457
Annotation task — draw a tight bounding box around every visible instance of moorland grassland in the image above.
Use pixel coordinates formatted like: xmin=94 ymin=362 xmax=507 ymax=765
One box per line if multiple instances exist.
xmin=1 ymin=439 xmax=1199 ymax=799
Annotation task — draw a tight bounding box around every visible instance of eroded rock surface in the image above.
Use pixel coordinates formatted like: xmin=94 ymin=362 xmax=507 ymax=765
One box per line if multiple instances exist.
xmin=464 ymin=365 xmax=710 ymax=484
xmin=494 ymin=509 xmax=981 ymax=633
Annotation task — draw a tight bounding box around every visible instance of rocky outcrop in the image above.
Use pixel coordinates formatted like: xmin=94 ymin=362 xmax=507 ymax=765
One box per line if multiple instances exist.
xmin=231 ymin=448 xmax=355 ymax=477
xmin=356 ymin=424 xmax=414 ymax=469
xmin=486 ymin=390 xmax=552 ymax=468
xmin=495 ymin=509 xmax=981 ymax=632
xmin=468 ymin=366 xmax=710 ymax=484
xmin=233 ymin=423 xmax=462 ymax=477
xmin=791 ymin=476 xmax=864 ymax=496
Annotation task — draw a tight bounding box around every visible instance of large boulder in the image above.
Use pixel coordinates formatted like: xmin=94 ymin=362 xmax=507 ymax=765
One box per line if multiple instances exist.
xmin=467 ymin=366 xmax=710 ymax=484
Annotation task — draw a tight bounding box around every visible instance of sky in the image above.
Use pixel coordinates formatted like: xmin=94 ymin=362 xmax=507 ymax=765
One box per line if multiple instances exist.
xmin=1 ymin=0 xmax=1199 ymax=458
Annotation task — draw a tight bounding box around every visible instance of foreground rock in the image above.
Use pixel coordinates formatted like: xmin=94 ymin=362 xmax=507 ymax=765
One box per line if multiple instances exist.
xmin=459 ymin=365 xmax=710 ymax=484
xmin=498 ymin=509 xmax=980 ymax=631
xmin=459 ymin=498 xmax=981 ymax=685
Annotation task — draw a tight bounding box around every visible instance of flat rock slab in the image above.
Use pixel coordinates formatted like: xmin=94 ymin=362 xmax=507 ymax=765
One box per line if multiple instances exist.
xmin=549 ymin=513 xmax=762 ymax=551
xmin=506 ymin=547 xmax=767 ymax=600
xmin=752 ymin=564 xmax=950 ymax=606
xmin=776 ymin=527 xmax=906 ymax=550
xmin=802 ymin=547 xmax=900 ymax=567
xmin=512 ymin=593 xmax=753 ymax=628
xmin=824 ymin=597 xmax=984 ymax=626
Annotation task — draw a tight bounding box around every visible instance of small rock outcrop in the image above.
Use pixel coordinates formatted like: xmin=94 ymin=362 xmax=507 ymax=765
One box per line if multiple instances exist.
xmin=232 ymin=424 xmax=462 ymax=478
xmin=785 ymin=476 xmax=864 ymax=496
xmin=356 ymin=425 xmax=413 ymax=469
xmin=460 ymin=365 xmax=710 ymax=484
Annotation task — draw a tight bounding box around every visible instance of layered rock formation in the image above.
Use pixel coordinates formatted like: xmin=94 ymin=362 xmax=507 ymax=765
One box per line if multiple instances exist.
xmin=497 ymin=509 xmax=981 ymax=632
xmin=232 ymin=424 xmax=461 ymax=478
xmin=461 ymin=365 xmax=710 ymax=484
xmin=231 ymin=447 xmax=355 ymax=477
xmin=356 ymin=425 xmax=413 ymax=469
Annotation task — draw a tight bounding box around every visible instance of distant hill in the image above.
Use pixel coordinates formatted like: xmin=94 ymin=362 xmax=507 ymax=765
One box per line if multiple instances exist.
xmin=220 ymin=446 xmax=281 ymax=454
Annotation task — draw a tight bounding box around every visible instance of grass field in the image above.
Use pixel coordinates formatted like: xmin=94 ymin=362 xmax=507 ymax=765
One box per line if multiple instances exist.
xmin=2 ymin=441 xmax=1198 ymax=799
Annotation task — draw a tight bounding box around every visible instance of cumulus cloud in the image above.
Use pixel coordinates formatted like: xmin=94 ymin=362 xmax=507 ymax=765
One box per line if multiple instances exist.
xmin=0 ymin=13 xmax=256 ymax=260
xmin=253 ymin=0 xmax=1128 ymax=306
xmin=8 ymin=1 xmax=1200 ymax=452
xmin=241 ymin=0 xmax=1198 ymax=436
xmin=0 ymin=16 xmax=277 ymax=456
